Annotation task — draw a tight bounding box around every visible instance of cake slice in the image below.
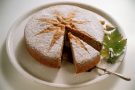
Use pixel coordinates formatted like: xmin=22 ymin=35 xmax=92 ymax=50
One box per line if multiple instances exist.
xmin=68 ymin=33 xmax=100 ymax=73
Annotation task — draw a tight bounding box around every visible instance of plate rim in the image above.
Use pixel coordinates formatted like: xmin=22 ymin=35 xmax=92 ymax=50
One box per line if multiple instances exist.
xmin=6 ymin=1 xmax=126 ymax=88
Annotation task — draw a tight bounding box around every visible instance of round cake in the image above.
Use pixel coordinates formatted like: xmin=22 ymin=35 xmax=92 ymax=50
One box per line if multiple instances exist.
xmin=24 ymin=5 xmax=104 ymax=73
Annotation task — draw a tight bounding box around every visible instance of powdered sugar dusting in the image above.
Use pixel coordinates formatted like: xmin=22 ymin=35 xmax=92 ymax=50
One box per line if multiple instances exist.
xmin=70 ymin=36 xmax=99 ymax=64
xmin=24 ymin=5 xmax=103 ymax=63
xmin=25 ymin=9 xmax=65 ymax=60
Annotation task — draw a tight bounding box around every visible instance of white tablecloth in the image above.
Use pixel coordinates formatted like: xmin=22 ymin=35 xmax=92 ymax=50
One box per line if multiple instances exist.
xmin=0 ymin=0 xmax=135 ymax=90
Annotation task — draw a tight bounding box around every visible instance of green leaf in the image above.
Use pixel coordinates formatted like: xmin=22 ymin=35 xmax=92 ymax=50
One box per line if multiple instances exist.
xmin=100 ymin=28 xmax=127 ymax=64
xmin=107 ymin=55 xmax=119 ymax=64
xmin=110 ymin=29 xmax=122 ymax=41
xmin=100 ymin=48 xmax=109 ymax=58
xmin=112 ymin=39 xmax=127 ymax=54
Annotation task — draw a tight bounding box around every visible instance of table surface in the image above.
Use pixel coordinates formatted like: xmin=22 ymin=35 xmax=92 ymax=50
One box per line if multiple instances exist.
xmin=0 ymin=0 xmax=135 ymax=90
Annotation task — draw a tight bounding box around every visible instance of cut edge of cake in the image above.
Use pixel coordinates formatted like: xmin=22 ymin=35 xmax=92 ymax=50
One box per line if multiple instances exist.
xmin=68 ymin=33 xmax=100 ymax=73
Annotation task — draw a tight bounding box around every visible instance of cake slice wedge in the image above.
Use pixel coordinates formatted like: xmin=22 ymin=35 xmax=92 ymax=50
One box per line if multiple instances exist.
xmin=68 ymin=33 xmax=100 ymax=73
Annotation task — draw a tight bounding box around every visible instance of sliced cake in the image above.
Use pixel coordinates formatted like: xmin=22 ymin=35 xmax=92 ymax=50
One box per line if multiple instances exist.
xmin=24 ymin=5 xmax=104 ymax=72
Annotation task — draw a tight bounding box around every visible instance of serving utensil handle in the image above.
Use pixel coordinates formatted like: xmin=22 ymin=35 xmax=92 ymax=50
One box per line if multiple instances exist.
xmin=96 ymin=66 xmax=131 ymax=81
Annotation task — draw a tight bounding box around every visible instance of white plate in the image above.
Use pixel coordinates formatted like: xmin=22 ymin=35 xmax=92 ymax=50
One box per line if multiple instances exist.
xmin=6 ymin=2 xmax=126 ymax=88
